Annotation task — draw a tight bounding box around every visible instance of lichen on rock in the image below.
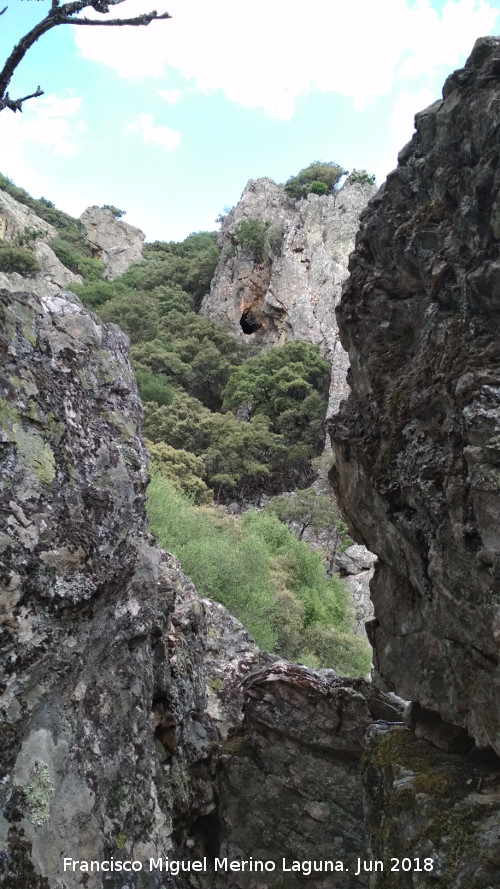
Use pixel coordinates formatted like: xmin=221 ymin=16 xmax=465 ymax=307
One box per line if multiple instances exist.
xmin=329 ymin=36 xmax=500 ymax=754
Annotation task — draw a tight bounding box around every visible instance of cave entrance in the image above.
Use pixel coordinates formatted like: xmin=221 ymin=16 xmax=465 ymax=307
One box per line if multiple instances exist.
xmin=240 ymin=309 xmax=263 ymax=334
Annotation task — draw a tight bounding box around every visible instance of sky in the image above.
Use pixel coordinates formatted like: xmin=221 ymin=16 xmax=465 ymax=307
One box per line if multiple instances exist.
xmin=0 ymin=0 xmax=499 ymax=242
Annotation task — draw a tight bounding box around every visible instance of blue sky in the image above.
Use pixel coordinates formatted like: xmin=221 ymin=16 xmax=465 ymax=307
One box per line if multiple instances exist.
xmin=0 ymin=0 xmax=498 ymax=241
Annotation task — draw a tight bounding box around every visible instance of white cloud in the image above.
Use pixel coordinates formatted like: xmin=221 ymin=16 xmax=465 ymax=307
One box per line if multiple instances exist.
xmin=124 ymin=113 xmax=181 ymax=149
xmin=157 ymin=88 xmax=182 ymax=103
xmin=0 ymin=94 xmax=84 ymax=160
xmin=72 ymin=0 xmax=499 ymax=118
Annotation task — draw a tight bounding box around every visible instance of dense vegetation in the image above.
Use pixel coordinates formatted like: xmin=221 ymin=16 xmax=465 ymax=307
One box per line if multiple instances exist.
xmin=148 ymin=472 xmax=370 ymax=674
xmin=283 ymin=161 xmax=376 ymax=199
xmin=0 ymin=172 xmax=371 ymax=673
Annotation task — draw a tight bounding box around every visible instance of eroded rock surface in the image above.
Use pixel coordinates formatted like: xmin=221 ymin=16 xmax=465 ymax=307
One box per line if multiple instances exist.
xmin=201 ymin=177 xmax=376 ymax=417
xmin=79 ymin=206 xmax=145 ymax=280
xmin=363 ymin=726 xmax=500 ymax=889
xmin=0 ymin=191 xmax=81 ymax=296
xmin=0 ymin=287 xmax=172 ymax=887
xmin=329 ymin=37 xmax=500 ymax=754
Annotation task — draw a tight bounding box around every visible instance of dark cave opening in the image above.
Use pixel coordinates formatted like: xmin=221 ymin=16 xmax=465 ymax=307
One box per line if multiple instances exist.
xmin=240 ymin=309 xmax=263 ymax=334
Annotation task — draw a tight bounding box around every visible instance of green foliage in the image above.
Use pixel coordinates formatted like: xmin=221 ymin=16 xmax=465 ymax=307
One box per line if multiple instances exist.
xmin=265 ymin=221 xmax=284 ymax=256
xmin=101 ymin=204 xmax=126 ymax=218
xmin=147 ymin=475 xmax=370 ymax=674
xmin=233 ymin=219 xmax=271 ymax=259
xmin=0 ymin=245 xmax=40 ymax=275
xmin=147 ymin=441 xmax=212 ymax=505
xmin=266 ymin=487 xmax=340 ymax=538
xmin=121 ymin=231 xmax=218 ymax=306
xmin=284 ymin=161 xmax=347 ymax=199
xmin=346 ymin=169 xmax=376 ymax=185
xmin=132 ymin=311 xmax=250 ymax=410
xmin=147 ymin=473 xmax=277 ymax=649
xmin=13 ymin=227 xmax=44 ymax=247
xmin=307 ymin=180 xmax=328 ymax=196
xmin=143 ymin=393 xmax=289 ymax=500
xmin=70 ymin=278 xmax=130 ymax=309
xmin=51 ymin=237 xmax=104 ymax=281
xmin=142 ymin=390 xmax=212 ymax=452
xmin=222 ymin=341 xmax=330 ymax=482
xmin=203 ymin=413 xmax=287 ymax=499
xmin=134 ymin=367 xmax=173 ymax=406
xmin=98 ymin=292 xmax=160 ymax=343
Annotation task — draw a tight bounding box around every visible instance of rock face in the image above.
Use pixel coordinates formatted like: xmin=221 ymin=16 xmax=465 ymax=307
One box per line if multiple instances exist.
xmin=79 ymin=206 xmax=145 ymax=280
xmin=329 ymin=37 xmax=500 ymax=755
xmin=363 ymin=726 xmax=500 ymax=889
xmin=0 ymin=283 xmax=404 ymax=888
xmin=201 ymin=177 xmax=376 ymax=416
xmin=0 ymin=286 xmax=174 ymax=887
xmin=201 ymin=176 xmax=377 ymax=633
xmin=0 ymin=191 xmax=81 ymax=296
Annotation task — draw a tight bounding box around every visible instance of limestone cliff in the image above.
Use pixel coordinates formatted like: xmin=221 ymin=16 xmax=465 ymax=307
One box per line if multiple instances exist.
xmin=329 ymin=36 xmax=500 ymax=758
xmin=201 ymin=176 xmax=377 ymax=630
xmin=201 ymin=177 xmax=376 ymax=416
xmin=79 ymin=207 xmax=145 ymax=280
xmin=0 ymin=191 xmax=81 ymax=297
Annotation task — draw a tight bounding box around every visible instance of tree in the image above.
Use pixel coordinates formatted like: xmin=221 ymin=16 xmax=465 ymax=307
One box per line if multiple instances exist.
xmin=284 ymin=161 xmax=347 ymax=200
xmin=0 ymin=1 xmax=171 ymax=114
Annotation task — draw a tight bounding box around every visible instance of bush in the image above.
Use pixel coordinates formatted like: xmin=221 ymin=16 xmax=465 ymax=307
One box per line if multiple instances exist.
xmin=307 ymin=180 xmax=328 ymax=196
xmin=134 ymin=367 xmax=173 ymax=406
xmin=146 ymin=475 xmax=370 ymax=674
xmin=346 ymin=169 xmax=376 ymax=185
xmin=146 ymin=474 xmax=276 ymax=649
xmin=98 ymin=292 xmax=160 ymax=343
xmin=284 ymin=161 xmax=347 ymax=199
xmin=51 ymin=237 xmax=104 ymax=280
xmin=147 ymin=441 xmax=212 ymax=505
xmin=234 ymin=219 xmax=271 ymax=259
xmin=101 ymin=204 xmax=126 ymax=218
xmin=0 ymin=245 xmax=40 ymax=275
xmin=265 ymin=221 xmax=284 ymax=255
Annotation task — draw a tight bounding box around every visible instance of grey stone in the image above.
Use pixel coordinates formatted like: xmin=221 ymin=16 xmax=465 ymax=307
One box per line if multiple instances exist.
xmin=329 ymin=36 xmax=500 ymax=755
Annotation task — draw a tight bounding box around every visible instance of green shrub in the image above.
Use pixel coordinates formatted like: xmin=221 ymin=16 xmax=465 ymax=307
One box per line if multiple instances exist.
xmin=146 ymin=473 xmax=276 ymax=649
xmin=284 ymin=161 xmax=347 ymax=199
xmin=265 ymin=221 xmax=284 ymax=255
xmin=0 ymin=245 xmax=40 ymax=275
xmin=134 ymin=367 xmax=173 ymax=406
xmin=98 ymin=292 xmax=160 ymax=343
xmin=101 ymin=205 xmax=126 ymax=218
xmin=13 ymin=227 xmax=44 ymax=247
xmin=307 ymin=180 xmax=328 ymax=196
xmin=147 ymin=441 xmax=212 ymax=505
xmin=346 ymin=169 xmax=376 ymax=185
xmin=146 ymin=476 xmax=370 ymax=674
xmin=234 ymin=219 xmax=271 ymax=259
xmin=51 ymin=237 xmax=104 ymax=280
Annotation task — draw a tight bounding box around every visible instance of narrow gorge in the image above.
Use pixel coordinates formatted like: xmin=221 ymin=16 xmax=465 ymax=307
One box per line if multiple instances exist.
xmin=1 ymin=36 xmax=499 ymax=889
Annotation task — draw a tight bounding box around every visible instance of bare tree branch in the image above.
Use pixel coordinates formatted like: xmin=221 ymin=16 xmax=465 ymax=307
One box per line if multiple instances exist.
xmin=0 ymin=87 xmax=43 ymax=113
xmin=71 ymin=11 xmax=172 ymax=26
xmin=0 ymin=1 xmax=171 ymax=113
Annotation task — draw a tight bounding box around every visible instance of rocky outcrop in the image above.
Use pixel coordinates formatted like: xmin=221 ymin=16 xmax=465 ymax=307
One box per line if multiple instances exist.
xmin=0 ymin=190 xmax=81 ymax=296
xmin=79 ymin=206 xmax=145 ymax=280
xmin=0 ymin=283 xmax=404 ymax=889
xmin=329 ymin=37 xmax=500 ymax=755
xmin=0 ymin=286 xmax=174 ymax=887
xmin=334 ymin=545 xmax=375 ymax=636
xmin=363 ymin=726 xmax=500 ymax=889
xmin=214 ymin=664 xmax=403 ymax=889
xmin=201 ymin=177 xmax=376 ymax=416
